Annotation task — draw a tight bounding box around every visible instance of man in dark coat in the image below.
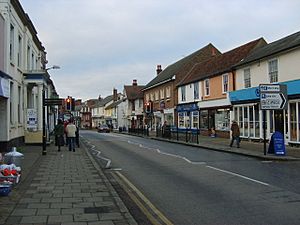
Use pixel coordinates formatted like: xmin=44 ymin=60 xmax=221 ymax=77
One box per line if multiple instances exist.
xmin=230 ymin=120 xmax=240 ymax=148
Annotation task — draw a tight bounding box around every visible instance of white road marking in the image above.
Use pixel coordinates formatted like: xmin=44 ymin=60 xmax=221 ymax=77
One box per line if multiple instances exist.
xmin=206 ymin=165 xmax=270 ymax=186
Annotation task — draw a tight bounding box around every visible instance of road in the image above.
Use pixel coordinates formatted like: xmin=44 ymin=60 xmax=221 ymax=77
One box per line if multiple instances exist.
xmin=81 ymin=130 xmax=300 ymax=225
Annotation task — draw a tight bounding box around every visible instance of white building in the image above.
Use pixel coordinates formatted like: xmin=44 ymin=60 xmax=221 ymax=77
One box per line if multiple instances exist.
xmin=230 ymin=31 xmax=300 ymax=145
xmin=0 ymin=0 xmax=58 ymax=150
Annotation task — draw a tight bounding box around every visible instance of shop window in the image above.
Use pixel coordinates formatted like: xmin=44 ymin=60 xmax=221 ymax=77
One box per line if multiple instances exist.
xmin=178 ymin=112 xmax=185 ymax=127
xmin=249 ymin=106 xmax=254 ymax=137
xmin=192 ymin=111 xmax=199 ymax=129
xmin=239 ymin=107 xmax=243 ymax=131
xmin=244 ymin=107 xmax=249 ymax=136
xmin=215 ymin=109 xmax=230 ymax=131
xmin=290 ymin=102 xmax=297 ymax=141
xmin=200 ymin=110 xmax=208 ymax=129
xmin=298 ymin=103 xmax=300 ymax=142
xmin=254 ymin=104 xmax=260 ymax=138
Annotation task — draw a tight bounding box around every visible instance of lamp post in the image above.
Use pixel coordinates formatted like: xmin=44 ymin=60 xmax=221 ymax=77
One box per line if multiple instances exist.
xmin=42 ymin=65 xmax=61 ymax=155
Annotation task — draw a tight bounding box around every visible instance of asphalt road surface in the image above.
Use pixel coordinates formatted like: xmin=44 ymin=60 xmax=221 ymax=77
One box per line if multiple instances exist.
xmin=81 ymin=130 xmax=300 ymax=225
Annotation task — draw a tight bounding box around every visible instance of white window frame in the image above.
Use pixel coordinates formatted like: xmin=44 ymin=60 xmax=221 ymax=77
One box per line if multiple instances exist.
xmin=166 ymin=86 xmax=171 ymax=98
xmin=160 ymin=89 xmax=164 ymax=99
xmin=181 ymin=86 xmax=186 ymax=102
xmin=204 ymin=79 xmax=210 ymax=96
xmin=244 ymin=68 xmax=251 ymax=88
xmin=155 ymin=91 xmax=159 ymax=101
xmin=194 ymin=82 xmax=199 ymax=100
xmin=268 ymin=58 xmax=278 ymax=83
xmin=222 ymin=74 xmax=229 ymax=93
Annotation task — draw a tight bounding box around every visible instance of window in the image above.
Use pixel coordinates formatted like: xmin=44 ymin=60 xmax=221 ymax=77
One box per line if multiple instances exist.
xmin=10 ymin=82 xmax=13 ymax=124
xmin=200 ymin=110 xmax=208 ymax=129
xmin=145 ymin=94 xmax=149 ymax=102
xmin=31 ymin=53 xmax=35 ymax=70
xmin=192 ymin=111 xmax=199 ymax=128
xmin=268 ymin=59 xmax=278 ymax=83
xmin=215 ymin=109 xmax=230 ymax=131
xmin=17 ymin=35 xmax=22 ymax=67
xmin=181 ymin=86 xmax=186 ymax=102
xmin=18 ymin=86 xmax=21 ymax=123
xmin=155 ymin=91 xmax=159 ymax=101
xmin=204 ymin=79 xmax=210 ymax=96
xmin=222 ymin=74 xmax=229 ymax=93
xmin=194 ymin=82 xmax=199 ymax=99
xmin=10 ymin=24 xmax=15 ymax=62
xmin=244 ymin=68 xmax=251 ymax=88
xmin=178 ymin=112 xmax=185 ymax=127
xmin=160 ymin=89 xmax=164 ymax=99
xmin=166 ymin=86 xmax=171 ymax=98
xmin=150 ymin=93 xmax=154 ymax=101
xmin=27 ymin=45 xmax=31 ymax=70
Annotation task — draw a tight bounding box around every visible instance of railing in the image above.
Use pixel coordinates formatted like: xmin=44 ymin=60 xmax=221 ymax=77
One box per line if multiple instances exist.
xmin=128 ymin=127 xmax=149 ymax=136
xmin=156 ymin=126 xmax=200 ymax=144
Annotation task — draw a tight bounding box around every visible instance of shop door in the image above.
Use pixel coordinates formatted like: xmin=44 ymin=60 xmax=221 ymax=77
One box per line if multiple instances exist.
xmin=274 ymin=110 xmax=284 ymax=135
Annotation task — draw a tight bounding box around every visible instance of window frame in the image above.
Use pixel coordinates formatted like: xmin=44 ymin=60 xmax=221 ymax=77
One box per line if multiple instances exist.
xmin=194 ymin=82 xmax=199 ymax=100
xmin=268 ymin=58 xmax=278 ymax=83
xmin=204 ymin=79 xmax=210 ymax=96
xmin=243 ymin=68 xmax=251 ymax=88
xmin=222 ymin=74 xmax=229 ymax=93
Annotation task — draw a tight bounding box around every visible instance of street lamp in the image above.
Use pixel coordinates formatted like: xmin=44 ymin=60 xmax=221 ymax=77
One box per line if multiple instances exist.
xmin=42 ymin=65 xmax=61 ymax=155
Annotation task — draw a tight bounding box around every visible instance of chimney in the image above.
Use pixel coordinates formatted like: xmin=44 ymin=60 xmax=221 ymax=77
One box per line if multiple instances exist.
xmin=211 ymin=47 xmax=216 ymax=56
xmin=113 ymin=88 xmax=117 ymax=101
xmin=156 ymin=65 xmax=162 ymax=75
xmin=132 ymin=79 xmax=137 ymax=86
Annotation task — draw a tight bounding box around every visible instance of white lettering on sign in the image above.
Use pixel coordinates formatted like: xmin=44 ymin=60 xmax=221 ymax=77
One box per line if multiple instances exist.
xmin=259 ymin=84 xmax=280 ymax=93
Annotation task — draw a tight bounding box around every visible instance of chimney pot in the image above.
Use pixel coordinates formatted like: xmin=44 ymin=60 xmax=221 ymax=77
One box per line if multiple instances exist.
xmin=132 ymin=79 xmax=137 ymax=86
xmin=156 ymin=65 xmax=162 ymax=75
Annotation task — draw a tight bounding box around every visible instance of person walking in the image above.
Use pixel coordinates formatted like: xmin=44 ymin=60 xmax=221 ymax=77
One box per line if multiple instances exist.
xmin=230 ymin=120 xmax=240 ymax=148
xmin=66 ymin=118 xmax=77 ymax=152
xmin=54 ymin=119 xmax=65 ymax=152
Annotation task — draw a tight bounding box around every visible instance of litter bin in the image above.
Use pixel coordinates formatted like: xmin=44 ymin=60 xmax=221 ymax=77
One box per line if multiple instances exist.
xmin=4 ymin=147 xmax=24 ymax=167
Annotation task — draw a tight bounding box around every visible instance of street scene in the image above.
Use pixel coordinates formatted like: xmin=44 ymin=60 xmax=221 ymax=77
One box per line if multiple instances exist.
xmin=1 ymin=0 xmax=300 ymax=224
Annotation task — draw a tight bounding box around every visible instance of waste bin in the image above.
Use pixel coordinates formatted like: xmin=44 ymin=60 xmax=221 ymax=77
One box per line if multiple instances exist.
xmin=4 ymin=147 xmax=24 ymax=167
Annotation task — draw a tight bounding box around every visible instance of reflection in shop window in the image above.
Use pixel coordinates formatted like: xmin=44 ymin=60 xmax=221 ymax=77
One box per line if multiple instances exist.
xmin=244 ymin=107 xmax=249 ymax=136
xmin=249 ymin=106 xmax=254 ymax=137
xmin=298 ymin=103 xmax=300 ymax=142
xmin=254 ymin=105 xmax=260 ymax=138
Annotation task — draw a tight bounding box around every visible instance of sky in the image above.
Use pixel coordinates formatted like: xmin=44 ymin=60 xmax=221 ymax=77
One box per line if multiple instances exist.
xmin=19 ymin=0 xmax=300 ymax=101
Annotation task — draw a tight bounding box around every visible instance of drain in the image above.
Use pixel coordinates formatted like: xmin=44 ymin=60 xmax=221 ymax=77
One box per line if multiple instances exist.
xmin=84 ymin=206 xmax=110 ymax=214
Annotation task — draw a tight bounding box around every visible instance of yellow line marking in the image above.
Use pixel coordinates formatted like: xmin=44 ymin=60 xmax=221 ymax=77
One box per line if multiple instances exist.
xmin=115 ymin=171 xmax=174 ymax=225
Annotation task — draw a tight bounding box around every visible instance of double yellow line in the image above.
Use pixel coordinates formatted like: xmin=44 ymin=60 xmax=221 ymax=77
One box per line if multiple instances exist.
xmin=113 ymin=171 xmax=174 ymax=225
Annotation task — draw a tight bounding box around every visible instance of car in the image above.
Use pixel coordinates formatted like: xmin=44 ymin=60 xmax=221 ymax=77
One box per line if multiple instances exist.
xmin=97 ymin=124 xmax=110 ymax=133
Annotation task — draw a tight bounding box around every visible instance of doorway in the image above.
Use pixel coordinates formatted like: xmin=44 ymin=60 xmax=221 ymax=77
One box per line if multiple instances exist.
xmin=274 ymin=110 xmax=284 ymax=135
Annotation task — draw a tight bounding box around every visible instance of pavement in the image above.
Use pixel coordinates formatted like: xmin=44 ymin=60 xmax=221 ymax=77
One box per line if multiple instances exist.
xmin=0 ymin=139 xmax=138 ymax=225
xmin=147 ymin=131 xmax=300 ymax=161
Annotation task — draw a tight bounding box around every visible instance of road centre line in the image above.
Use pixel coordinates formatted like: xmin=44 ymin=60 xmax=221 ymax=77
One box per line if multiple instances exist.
xmin=128 ymin=140 xmax=206 ymax=165
xmin=206 ymin=165 xmax=270 ymax=186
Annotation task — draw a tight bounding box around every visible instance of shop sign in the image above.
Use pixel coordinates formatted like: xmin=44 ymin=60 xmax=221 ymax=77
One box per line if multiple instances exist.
xmin=259 ymin=84 xmax=287 ymax=110
xmin=268 ymin=131 xmax=286 ymax=155
xmin=27 ymin=109 xmax=37 ymax=130
xmin=176 ymin=103 xmax=198 ymax=112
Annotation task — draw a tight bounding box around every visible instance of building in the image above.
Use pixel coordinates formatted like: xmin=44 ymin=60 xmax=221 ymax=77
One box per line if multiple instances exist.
xmin=230 ymin=31 xmax=300 ymax=145
xmin=143 ymin=44 xmax=220 ymax=129
xmin=0 ymin=0 xmax=57 ymax=150
xmin=178 ymin=38 xmax=266 ymax=137
xmin=123 ymin=80 xmax=145 ymax=128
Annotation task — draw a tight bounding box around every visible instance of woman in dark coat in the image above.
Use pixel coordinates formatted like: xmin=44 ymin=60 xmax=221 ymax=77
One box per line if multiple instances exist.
xmin=54 ymin=119 xmax=65 ymax=151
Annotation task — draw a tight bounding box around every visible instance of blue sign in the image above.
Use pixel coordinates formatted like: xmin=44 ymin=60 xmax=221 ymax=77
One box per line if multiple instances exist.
xmin=268 ymin=131 xmax=286 ymax=155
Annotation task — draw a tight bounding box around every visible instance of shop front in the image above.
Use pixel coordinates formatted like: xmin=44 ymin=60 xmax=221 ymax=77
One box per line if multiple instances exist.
xmin=176 ymin=103 xmax=199 ymax=130
xmin=198 ymin=98 xmax=231 ymax=138
xmin=229 ymin=79 xmax=300 ymax=145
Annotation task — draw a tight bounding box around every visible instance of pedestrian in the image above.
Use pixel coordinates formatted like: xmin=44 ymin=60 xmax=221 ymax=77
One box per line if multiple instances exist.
xmin=230 ymin=120 xmax=240 ymax=148
xmin=54 ymin=119 xmax=65 ymax=152
xmin=66 ymin=118 xmax=77 ymax=152
xmin=64 ymin=120 xmax=69 ymax=146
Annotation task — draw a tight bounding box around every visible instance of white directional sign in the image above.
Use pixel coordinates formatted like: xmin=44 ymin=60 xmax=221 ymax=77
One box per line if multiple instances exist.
xmin=259 ymin=84 xmax=287 ymax=110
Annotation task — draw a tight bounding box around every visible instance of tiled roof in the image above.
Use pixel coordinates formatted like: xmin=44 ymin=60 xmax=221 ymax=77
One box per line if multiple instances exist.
xmin=178 ymin=38 xmax=266 ymax=86
xmin=105 ymin=99 xmax=124 ymax=109
xmin=143 ymin=43 xmax=221 ymax=90
xmin=235 ymin=30 xmax=300 ymax=67
xmin=124 ymin=85 xmax=145 ymax=100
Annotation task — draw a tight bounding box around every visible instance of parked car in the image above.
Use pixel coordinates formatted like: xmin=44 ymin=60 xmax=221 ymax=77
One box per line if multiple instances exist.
xmin=97 ymin=124 xmax=110 ymax=133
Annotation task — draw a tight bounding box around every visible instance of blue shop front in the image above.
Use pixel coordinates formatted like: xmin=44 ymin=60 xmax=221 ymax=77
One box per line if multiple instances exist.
xmin=176 ymin=103 xmax=199 ymax=130
xmin=229 ymin=79 xmax=300 ymax=145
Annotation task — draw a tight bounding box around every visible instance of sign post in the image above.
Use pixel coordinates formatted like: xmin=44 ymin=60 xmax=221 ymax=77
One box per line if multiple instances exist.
xmin=259 ymin=84 xmax=287 ymax=155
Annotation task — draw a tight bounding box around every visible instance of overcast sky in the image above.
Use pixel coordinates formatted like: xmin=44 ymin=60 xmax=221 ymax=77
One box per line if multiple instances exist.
xmin=20 ymin=0 xmax=300 ymax=101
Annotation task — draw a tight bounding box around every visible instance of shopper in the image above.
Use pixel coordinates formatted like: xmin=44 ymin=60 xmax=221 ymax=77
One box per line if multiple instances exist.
xmin=54 ymin=119 xmax=65 ymax=152
xmin=230 ymin=120 xmax=240 ymax=148
xmin=66 ymin=118 xmax=77 ymax=152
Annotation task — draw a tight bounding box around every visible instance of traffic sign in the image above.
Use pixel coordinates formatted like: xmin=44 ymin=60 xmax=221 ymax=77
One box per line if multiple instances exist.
xmin=259 ymin=84 xmax=287 ymax=110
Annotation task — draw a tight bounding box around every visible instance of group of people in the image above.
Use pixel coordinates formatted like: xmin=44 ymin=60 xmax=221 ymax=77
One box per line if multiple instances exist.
xmin=53 ymin=118 xmax=77 ymax=152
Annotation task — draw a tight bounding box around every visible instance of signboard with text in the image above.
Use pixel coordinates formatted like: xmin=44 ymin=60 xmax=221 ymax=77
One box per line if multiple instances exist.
xmin=259 ymin=84 xmax=287 ymax=110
